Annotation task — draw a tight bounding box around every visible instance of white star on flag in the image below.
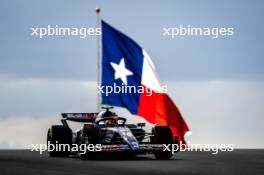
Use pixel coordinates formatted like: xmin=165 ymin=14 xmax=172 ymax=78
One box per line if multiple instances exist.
xmin=110 ymin=58 xmax=133 ymax=85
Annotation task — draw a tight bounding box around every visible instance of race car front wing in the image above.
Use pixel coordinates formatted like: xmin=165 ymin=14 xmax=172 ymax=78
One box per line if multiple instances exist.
xmin=99 ymin=144 xmax=165 ymax=152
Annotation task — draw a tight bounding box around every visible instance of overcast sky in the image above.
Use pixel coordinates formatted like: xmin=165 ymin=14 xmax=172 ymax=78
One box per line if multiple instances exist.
xmin=0 ymin=0 xmax=263 ymax=148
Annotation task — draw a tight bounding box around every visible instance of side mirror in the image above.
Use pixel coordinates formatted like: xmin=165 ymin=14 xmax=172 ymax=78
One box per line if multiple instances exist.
xmin=137 ymin=123 xmax=146 ymax=127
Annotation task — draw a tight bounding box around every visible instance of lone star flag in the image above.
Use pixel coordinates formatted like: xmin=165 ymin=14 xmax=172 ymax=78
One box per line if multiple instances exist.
xmin=101 ymin=20 xmax=190 ymax=142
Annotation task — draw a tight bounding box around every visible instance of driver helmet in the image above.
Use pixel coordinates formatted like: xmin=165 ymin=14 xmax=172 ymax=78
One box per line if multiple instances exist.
xmin=105 ymin=115 xmax=118 ymax=127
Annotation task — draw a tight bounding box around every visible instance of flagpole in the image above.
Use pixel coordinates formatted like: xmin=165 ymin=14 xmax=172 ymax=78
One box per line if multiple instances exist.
xmin=95 ymin=7 xmax=101 ymax=112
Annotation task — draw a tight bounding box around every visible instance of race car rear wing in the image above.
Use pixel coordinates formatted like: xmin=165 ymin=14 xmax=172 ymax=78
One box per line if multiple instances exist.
xmin=61 ymin=113 xmax=98 ymax=128
xmin=61 ymin=113 xmax=98 ymax=122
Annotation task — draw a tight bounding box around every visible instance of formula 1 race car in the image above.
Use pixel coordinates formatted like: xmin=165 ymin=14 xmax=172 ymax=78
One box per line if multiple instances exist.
xmin=47 ymin=106 xmax=178 ymax=159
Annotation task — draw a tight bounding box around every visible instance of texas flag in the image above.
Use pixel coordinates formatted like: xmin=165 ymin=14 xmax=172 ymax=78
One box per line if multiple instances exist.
xmin=101 ymin=21 xmax=190 ymax=142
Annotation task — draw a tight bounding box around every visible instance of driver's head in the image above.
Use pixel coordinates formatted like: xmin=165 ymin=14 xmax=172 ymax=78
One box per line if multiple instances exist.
xmin=105 ymin=118 xmax=117 ymax=127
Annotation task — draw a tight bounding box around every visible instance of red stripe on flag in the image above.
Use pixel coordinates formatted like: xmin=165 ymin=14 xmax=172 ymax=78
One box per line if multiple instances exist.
xmin=137 ymin=85 xmax=190 ymax=143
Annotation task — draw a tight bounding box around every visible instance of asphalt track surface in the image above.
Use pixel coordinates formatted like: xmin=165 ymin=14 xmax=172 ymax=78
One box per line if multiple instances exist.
xmin=0 ymin=150 xmax=263 ymax=175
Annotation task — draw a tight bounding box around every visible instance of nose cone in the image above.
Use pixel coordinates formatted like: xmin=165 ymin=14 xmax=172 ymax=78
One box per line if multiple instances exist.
xmin=130 ymin=141 xmax=139 ymax=151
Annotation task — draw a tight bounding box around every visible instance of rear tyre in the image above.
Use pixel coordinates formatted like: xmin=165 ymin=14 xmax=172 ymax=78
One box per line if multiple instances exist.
xmin=47 ymin=125 xmax=72 ymax=157
xmin=79 ymin=126 xmax=99 ymax=159
xmin=152 ymin=126 xmax=173 ymax=160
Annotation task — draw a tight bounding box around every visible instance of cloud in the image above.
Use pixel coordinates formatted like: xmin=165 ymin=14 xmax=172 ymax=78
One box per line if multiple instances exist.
xmin=0 ymin=116 xmax=58 ymax=149
xmin=167 ymin=80 xmax=264 ymax=148
xmin=0 ymin=77 xmax=263 ymax=148
xmin=0 ymin=77 xmax=97 ymax=119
